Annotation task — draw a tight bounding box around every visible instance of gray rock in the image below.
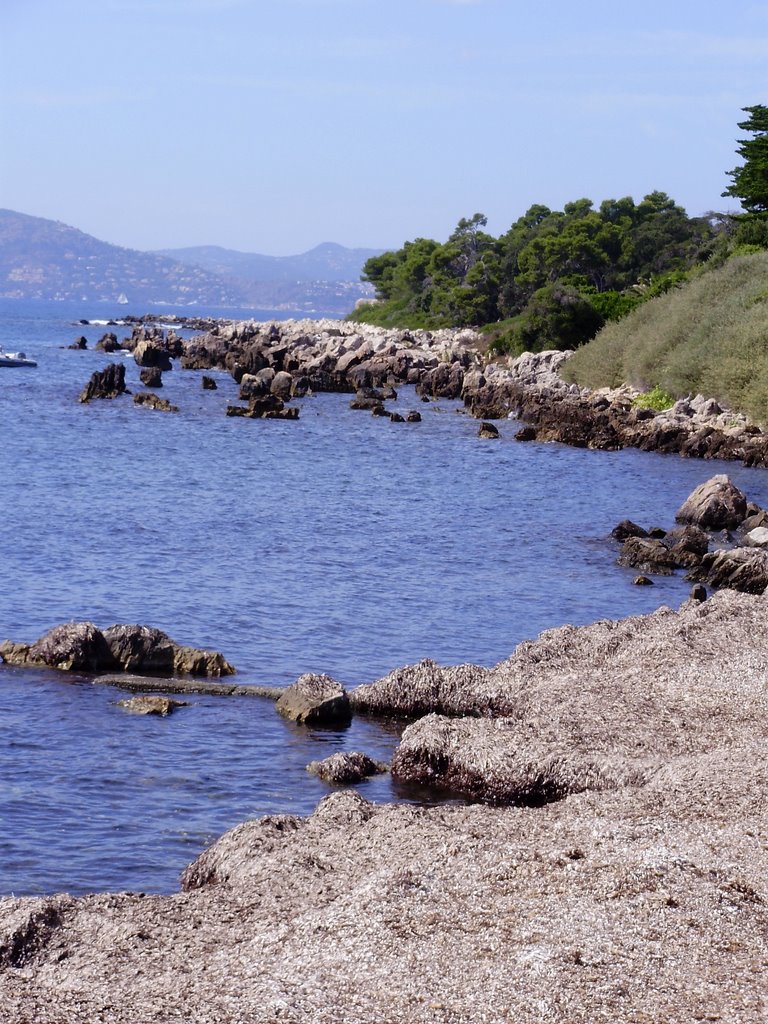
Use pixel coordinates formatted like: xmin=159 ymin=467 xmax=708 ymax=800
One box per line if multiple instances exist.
xmin=617 ymin=537 xmax=679 ymax=575
xmin=276 ymin=673 xmax=351 ymax=726
xmin=117 ymin=696 xmax=188 ymax=716
xmin=675 ymin=475 xmax=748 ymax=530
xmin=306 ymin=751 xmax=388 ymax=784
xmin=686 ymin=546 xmax=768 ymax=594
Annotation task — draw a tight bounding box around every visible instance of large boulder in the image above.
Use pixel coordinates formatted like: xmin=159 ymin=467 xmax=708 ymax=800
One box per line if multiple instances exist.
xmin=675 ymin=475 xmax=748 ymax=530
xmin=103 ymin=623 xmax=235 ymax=677
xmin=276 ymin=673 xmax=351 ymax=726
xmin=103 ymin=624 xmax=176 ymax=673
xmin=133 ymin=339 xmax=173 ymax=371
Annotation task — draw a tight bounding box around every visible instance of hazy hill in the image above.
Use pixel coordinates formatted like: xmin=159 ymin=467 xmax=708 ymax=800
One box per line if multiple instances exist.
xmin=156 ymin=241 xmax=384 ymax=283
xmin=0 ymin=210 xmax=379 ymax=312
xmin=563 ymin=250 xmax=768 ymax=424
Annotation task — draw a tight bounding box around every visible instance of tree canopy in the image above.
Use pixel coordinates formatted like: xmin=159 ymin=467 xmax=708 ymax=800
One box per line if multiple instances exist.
xmin=351 ymin=193 xmax=718 ymax=354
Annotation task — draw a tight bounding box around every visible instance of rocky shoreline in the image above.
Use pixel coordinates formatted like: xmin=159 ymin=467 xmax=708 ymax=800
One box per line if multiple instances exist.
xmin=75 ymin=315 xmax=768 ymax=467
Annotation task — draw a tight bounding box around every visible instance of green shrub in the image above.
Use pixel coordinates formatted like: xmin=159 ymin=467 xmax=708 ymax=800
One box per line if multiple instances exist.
xmin=632 ymin=385 xmax=675 ymax=411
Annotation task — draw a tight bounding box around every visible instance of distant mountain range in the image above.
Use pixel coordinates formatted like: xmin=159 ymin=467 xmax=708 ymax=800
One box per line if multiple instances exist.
xmin=0 ymin=209 xmax=383 ymax=313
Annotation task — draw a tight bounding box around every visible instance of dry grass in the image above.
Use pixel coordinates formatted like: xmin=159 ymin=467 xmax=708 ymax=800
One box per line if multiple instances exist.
xmin=563 ymin=251 xmax=768 ymax=424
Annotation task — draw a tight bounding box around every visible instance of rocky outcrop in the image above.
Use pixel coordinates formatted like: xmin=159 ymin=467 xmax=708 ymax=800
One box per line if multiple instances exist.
xmin=0 ymin=622 xmax=235 ymax=677
xmin=611 ymin=478 xmax=768 ymax=585
xmin=276 ymin=673 xmax=352 ymax=726
xmin=78 ymin=363 xmax=127 ymax=402
xmin=306 ymin=751 xmax=388 ymax=784
xmin=383 ymin=587 xmax=768 ymax=801
xmin=175 ymin=319 xmax=483 ymax=400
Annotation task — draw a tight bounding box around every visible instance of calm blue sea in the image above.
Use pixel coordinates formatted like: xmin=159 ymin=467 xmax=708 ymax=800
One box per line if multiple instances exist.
xmin=2 ymin=297 xmax=767 ymax=896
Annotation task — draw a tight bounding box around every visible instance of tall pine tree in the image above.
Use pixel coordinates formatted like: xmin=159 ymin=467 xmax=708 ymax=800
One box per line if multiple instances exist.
xmin=723 ymin=105 xmax=768 ymax=214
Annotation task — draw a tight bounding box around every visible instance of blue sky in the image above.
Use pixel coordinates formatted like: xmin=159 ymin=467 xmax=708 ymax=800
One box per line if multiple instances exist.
xmin=1 ymin=0 xmax=766 ymax=255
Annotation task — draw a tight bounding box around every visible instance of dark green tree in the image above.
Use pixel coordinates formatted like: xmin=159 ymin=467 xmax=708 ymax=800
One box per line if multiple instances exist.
xmin=722 ymin=105 xmax=768 ymax=214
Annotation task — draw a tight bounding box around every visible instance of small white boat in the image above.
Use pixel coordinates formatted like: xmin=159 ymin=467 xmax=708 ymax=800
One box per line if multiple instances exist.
xmin=0 ymin=348 xmax=37 ymax=368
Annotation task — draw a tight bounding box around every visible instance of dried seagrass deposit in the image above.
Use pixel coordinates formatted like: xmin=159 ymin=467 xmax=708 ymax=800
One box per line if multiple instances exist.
xmin=0 ymin=589 xmax=766 ymax=1023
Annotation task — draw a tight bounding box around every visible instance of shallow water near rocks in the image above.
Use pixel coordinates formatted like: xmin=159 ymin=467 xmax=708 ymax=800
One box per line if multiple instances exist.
xmin=3 ymin=299 xmax=768 ymax=896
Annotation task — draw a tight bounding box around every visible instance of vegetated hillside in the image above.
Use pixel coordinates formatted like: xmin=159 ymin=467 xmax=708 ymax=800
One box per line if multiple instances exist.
xmin=562 ymin=250 xmax=768 ymax=423
xmin=157 ymin=241 xmax=384 ymax=283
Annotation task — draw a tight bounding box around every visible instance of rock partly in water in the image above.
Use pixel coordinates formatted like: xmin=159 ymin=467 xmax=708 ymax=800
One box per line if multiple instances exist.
xmin=117 ymin=696 xmax=188 ymax=716
xmin=276 ymin=673 xmax=351 ymax=726
xmin=616 ymin=537 xmax=679 ymax=576
xmin=306 ymin=751 xmax=388 ymax=784
xmin=0 ymin=622 xmax=235 ymax=677
xmin=478 ymin=422 xmax=500 ymax=439
xmin=675 ymin=474 xmax=748 ymax=530
xmin=133 ymin=339 xmax=173 ymax=371
xmin=611 ymin=519 xmax=648 ymax=541
xmin=133 ymin=393 xmax=178 ymax=413
xmin=139 ymin=366 xmax=163 ymax=388
xmin=78 ymin=363 xmax=127 ymax=403
xmin=0 ymin=621 xmax=114 ymax=672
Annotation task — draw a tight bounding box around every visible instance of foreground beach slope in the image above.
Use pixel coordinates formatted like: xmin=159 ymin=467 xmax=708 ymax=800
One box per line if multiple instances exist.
xmin=1 ymin=590 xmax=766 ymax=1023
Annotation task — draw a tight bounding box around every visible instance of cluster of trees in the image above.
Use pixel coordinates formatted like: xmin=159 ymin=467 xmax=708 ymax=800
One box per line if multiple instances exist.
xmin=351 ymin=195 xmax=718 ymax=352
xmin=351 ymin=105 xmax=768 ymax=355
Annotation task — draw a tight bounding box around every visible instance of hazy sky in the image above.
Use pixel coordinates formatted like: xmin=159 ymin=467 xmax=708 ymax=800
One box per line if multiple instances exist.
xmin=1 ymin=0 xmax=766 ymax=255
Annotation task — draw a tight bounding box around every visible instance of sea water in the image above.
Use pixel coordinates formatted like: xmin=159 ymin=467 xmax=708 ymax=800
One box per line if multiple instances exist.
xmin=2 ymin=298 xmax=767 ymax=896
